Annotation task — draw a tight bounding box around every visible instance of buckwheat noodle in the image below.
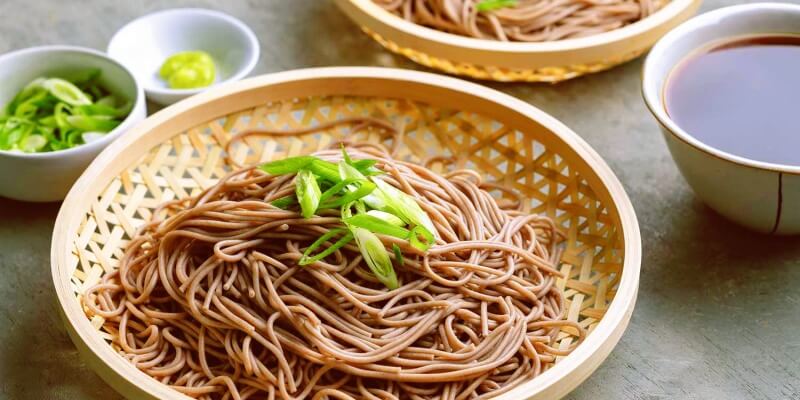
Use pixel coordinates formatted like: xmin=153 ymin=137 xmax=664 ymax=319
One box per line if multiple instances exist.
xmin=84 ymin=118 xmax=585 ymax=400
xmin=373 ymin=0 xmax=665 ymax=42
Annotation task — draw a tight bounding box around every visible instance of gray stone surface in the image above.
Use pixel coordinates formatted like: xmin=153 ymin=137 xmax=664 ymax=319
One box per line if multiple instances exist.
xmin=1 ymin=1 xmax=799 ymax=399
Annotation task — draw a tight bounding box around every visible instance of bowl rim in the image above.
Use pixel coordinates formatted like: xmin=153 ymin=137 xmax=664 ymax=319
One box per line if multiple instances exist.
xmin=642 ymin=2 xmax=800 ymax=175
xmin=0 ymin=45 xmax=145 ymax=160
xmin=106 ymin=7 xmax=260 ymax=98
xmin=52 ymin=67 xmax=641 ymax=400
xmin=343 ymin=0 xmax=698 ymax=53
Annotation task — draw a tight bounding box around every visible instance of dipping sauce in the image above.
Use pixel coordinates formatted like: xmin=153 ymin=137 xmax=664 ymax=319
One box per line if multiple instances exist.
xmin=665 ymin=35 xmax=800 ymax=165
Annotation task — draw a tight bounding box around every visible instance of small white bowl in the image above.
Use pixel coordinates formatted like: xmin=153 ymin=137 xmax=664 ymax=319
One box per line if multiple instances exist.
xmin=643 ymin=3 xmax=800 ymax=234
xmin=107 ymin=8 xmax=259 ymax=105
xmin=0 ymin=45 xmax=146 ymax=202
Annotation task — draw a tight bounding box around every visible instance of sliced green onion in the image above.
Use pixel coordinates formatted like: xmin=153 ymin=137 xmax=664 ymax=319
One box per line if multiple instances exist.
xmin=308 ymin=159 xmax=342 ymax=182
xmin=69 ymin=68 xmax=101 ymax=85
xmin=64 ymin=128 xmax=83 ymax=147
xmin=259 ymin=156 xmax=317 ymax=175
xmin=299 ymin=228 xmax=354 ymax=265
xmin=65 ymin=115 xmax=121 ymax=132
xmin=81 ymin=131 xmax=106 ymax=144
xmin=0 ymin=73 xmax=129 ymax=153
xmin=354 ymin=200 xmax=367 ymax=214
xmin=351 ymin=159 xmax=376 ymax=170
xmin=319 ymin=179 xmax=353 ymax=203
xmin=366 ymin=210 xmax=405 ymax=226
xmin=75 ymin=103 xmax=129 ymax=118
xmin=38 ymin=116 xmax=57 ymax=127
xmin=341 ymin=144 xmax=354 ymax=165
xmin=114 ymin=101 xmax=134 ymax=117
xmin=371 ymin=178 xmax=438 ymax=237
xmin=408 ymin=225 xmax=435 ymax=252
xmin=344 ymin=214 xmax=409 ymax=239
xmin=339 ymin=159 xmax=366 ymax=181
xmin=341 ymin=201 xmax=355 ymax=220
xmin=476 ymin=0 xmax=518 ymax=12
xmin=392 ymin=244 xmax=404 ymax=267
xmin=16 ymin=78 xmax=45 ymax=100
xmin=13 ymin=95 xmax=44 ymax=118
xmin=271 ymin=195 xmax=297 ymax=209
xmin=362 ymin=192 xmax=386 ymax=210
xmin=296 ymin=170 xmax=321 ymax=218
xmin=95 ymin=95 xmax=117 ymax=107
xmin=319 ymin=180 xmax=375 ymax=209
xmin=54 ymin=103 xmax=72 ymax=131
xmin=352 ymin=227 xmax=398 ymax=290
xmin=340 ymin=146 xmax=382 ymax=176
xmin=42 ymin=78 xmax=92 ymax=106
xmin=352 ymin=159 xmax=383 ymax=176
xmin=258 ymin=152 xmax=380 ymax=181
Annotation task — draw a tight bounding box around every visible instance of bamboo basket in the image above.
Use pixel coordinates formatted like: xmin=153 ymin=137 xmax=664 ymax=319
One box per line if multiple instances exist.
xmin=335 ymin=0 xmax=701 ymax=82
xmin=51 ymin=67 xmax=641 ymax=399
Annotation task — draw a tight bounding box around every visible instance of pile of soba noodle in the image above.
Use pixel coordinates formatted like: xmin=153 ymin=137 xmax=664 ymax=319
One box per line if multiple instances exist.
xmin=84 ymin=118 xmax=584 ymax=399
xmin=373 ymin=0 xmax=665 ymax=42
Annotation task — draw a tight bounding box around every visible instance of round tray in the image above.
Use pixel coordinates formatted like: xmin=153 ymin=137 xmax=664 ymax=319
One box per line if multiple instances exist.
xmin=51 ymin=67 xmax=641 ymax=399
xmin=335 ymin=0 xmax=701 ymax=82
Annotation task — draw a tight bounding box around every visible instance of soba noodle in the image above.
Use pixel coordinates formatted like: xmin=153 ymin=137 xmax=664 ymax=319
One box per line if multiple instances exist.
xmin=373 ymin=0 xmax=665 ymax=42
xmin=83 ymin=118 xmax=584 ymax=399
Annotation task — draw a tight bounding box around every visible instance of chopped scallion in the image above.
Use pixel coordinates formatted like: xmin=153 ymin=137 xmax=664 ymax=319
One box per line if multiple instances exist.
xmin=476 ymin=0 xmax=518 ymax=12
xmin=352 ymin=227 xmax=398 ymax=290
xmin=299 ymin=228 xmax=354 ymax=265
xmin=392 ymin=244 xmax=405 ymax=267
xmin=344 ymin=214 xmax=410 ymax=239
xmin=296 ymin=170 xmax=321 ymax=218
xmin=371 ymin=178 xmax=438 ymax=237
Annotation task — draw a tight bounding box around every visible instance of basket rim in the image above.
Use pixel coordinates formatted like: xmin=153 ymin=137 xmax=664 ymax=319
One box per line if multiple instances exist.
xmin=340 ymin=0 xmax=699 ymax=54
xmin=51 ymin=67 xmax=641 ymax=400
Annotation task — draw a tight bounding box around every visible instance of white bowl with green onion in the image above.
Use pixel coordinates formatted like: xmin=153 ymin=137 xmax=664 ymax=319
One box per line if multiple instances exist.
xmin=0 ymin=45 xmax=146 ymax=202
xmin=107 ymin=8 xmax=260 ymax=105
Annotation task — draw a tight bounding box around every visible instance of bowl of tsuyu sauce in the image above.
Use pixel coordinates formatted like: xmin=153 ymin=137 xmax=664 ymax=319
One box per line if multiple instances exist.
xmin=643 ymin=3 xmax=800 ymax=234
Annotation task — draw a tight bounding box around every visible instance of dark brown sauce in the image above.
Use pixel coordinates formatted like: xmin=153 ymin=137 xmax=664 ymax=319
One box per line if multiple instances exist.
xmin=665 ymin=35 xmax=800 ymax=165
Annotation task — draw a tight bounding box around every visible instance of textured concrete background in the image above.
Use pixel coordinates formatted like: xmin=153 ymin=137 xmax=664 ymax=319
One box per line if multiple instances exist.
xmin=1 ymin=1 xmax=799 ymax=399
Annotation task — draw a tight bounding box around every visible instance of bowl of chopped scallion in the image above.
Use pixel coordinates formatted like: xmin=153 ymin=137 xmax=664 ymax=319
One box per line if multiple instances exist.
xmin=0 ymin=45 xmax=146 ymax=202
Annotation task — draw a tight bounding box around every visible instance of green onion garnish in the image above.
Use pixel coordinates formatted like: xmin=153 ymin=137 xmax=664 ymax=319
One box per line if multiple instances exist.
xmin=318 ymin=180 xmax=376 ymax=209
xmin=366 ymin=210 xmax=405 ymax=226
xmin=392 ymin=244 xmax=404 ymax=267
xmin=408 ymin=225 xmax=435 ymax=252
xmin=307 ymin=159 xmax=342 ymax=182
xmin=344 ymin=214 xmax=411 ymax=239
xmin=260 ymin=155 xmax=381 ymax=181
xmin=296 ymin=170 xmax=321 ymax=218
xmin=271 ymin=195 xmax=297 ymax=209
xmin=260 ymin=156 xmax=317 ymax=175
xmin=371 ymin=178 xmax=438 ymax=238
xmin=352 ymin=227 xmax=398 ymax=290
xmin=339 ymin=159 xmax=367 ymax=181
xmin=258 ymin=149 xmax=438 ymax=289
xmin=476 ymin=0 xmax=518 ymax=12
xmin=299 ymin=228 xmax=354 ymax=265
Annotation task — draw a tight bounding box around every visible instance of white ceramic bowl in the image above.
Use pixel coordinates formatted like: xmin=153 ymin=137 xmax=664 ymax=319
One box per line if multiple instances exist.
xmin=643 ymin=3 xmax=800 ymax=234
xmin=0 ymin=45 xmax=146 ymax=202
xmin=107 ymin=8 xmax=260 ymax=105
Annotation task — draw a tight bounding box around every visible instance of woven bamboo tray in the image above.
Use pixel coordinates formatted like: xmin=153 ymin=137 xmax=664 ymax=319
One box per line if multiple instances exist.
xmin=335 ymin=0 xmax=701 ymax=82
xmin=51 ymin=67 xmax=641 ymax=399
